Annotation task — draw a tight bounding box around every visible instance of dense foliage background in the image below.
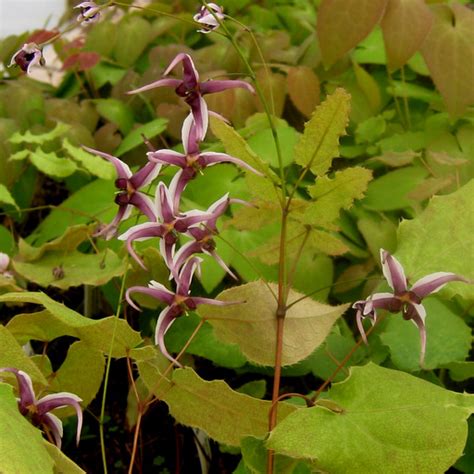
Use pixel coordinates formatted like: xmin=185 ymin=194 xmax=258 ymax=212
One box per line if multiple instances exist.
xmin=0 ymin=1 xmax=473 ymax=473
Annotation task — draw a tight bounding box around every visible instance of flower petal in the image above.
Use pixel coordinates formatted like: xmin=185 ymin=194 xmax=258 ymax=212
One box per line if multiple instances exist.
xmin=177 ymin=257 xmax=202 ymax=296
xmin=164 ymin=53 xmax=199 ymax=88
xmin=189 ymin=95 xmax=209 ymax=142
xmin=129 ymin=161 xmax=162 ymax=189
xmin=82 ymin=146 xmax=132 ymax=179
xmin=129 ymin=192 xmax=156 ymax=221
xmin=147 ymin=150 xmax=186 ymax=168
xmin=127 ymin=78 xmax=182 ymax=95
xmin=155 ymin=306 xmax=183 ymax=367
xmin=199 ymin=152 xmax=263 ymax=175
xmin=411 ymin=272 xmax=468 ymax=299
xmin=0 ymin=368 xmax=36 ymax=408
xmin=199 ymin=79 xmax=255 ymax=95
xmin=408 ymin=304 xmax=427 ymax=366
xmin=181 ymin=113 xmax=200 ymax=155
xmin=380 ymin=249 xmax=407 ymax=294
xmin=94 ymin=205 xmax=133 ymax=240
xmin=126 ymin=285 xmax=175 ymax=310
xmin=41 ymin=412 xmax=63 ymax=448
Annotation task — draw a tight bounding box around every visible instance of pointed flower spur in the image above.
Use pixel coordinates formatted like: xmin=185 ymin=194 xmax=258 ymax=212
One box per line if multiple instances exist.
xmin=128 ymin=53 xmax=254 ymax=140
xmin=83 ymin=147 xmax=161 ymax=239
xmin=126 ymin=257 xmax=239 ymax=366
xmin=0 ymin=368 xmax=83 ymax=448
xmin=9 ymin=43 xmax=45 ymax=74
xmin=353 ymin=249 xmax=469 ymax=365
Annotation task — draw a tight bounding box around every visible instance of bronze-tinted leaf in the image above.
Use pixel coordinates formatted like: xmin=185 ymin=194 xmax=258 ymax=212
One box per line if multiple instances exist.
xmin=317 ymin=0 xmax=389 ymax=67
xmin=381 ymin=0 xmax=433 ymax=71
xmin=287 ymin=66 xmax=320 ymax=118
xmin=420 ymin=4 xmax=474 ymax=117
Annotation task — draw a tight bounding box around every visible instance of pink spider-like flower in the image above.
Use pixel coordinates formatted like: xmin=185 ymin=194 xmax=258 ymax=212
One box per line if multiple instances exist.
xmin=193 ymin=3 xmax=225 ymax=34
xmin=0 ymin=368 xmax=82 ymax=448
xmin=9 ymin=43 xmax=44 ymax=74
xmin=353 ymin=249 xmax=469 ymax=364
xmin=128 ymin=53 xmax=254 ymax=140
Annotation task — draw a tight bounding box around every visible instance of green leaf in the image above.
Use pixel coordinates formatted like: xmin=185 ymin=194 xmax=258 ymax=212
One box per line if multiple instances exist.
xmin=444 ymin=362 xmax=474 ymax=382
xmin=43 ymin=442 xmax=85 ymax=474
xmin=0 ymin=384 xmax=54 ymax=474
xmin=247 ymin=125 xmax=299 ymax=168
xmin=294 ymin=88 xmax=351 ymax=176
xmin=0 ymin=326 xmax=48 ymax=386
xmin=305 ymin=167 xmax=373 ymax=227
xmin=27 ymin=179 xmax=116 ymax=245
xmin=94 ymin=98 xmax=135 ymax=135
xmin=13 ymin=248 xmax=126 ymax=289
xmin=8 ymin=122 xmax=70 ymax=145
xmin=29 ymin=149 xmax=78 ymax=179
xmin=352 ymin=62 xmax=382 ymax=113
xmin=268 ymin=363 xmax=474 ymax=473
xmin=114 ymin=118 xmax=168 ymax=157
xmin=90 ymin=62 xmax=127 ymax=88
xmin=396 ymin=180 xmax=474 ymax=301
xmin=199 ymin=281 xmax=348 ymax=366
xmin=380 ymin=0 xmax=433 ymax=71
xmin=113 ymin=16 xmax=153 ymax=67
xmin=140 ymin=366 xmax=297 ymax=446
xmin=355 ymin=115 xmax=386 ymax=144
xmin=420 ymin=4 xmax=474 ymax=116
xmin=0 ymin=183 xmax=18 ymax=209
xmin=380 ymin=297 xmax=472 ymax=371
xmin=361 ymin=166 xmax=428 ymax=211
xmin=3 ymin=292 xmax=142 ymax=358
xmin=49 ymin=341 xmax=105 ymax=406
xmin=317 ymin=0 xmax=388 ymax=67
xmin=62 ymin=139 xmax=115 ymax=180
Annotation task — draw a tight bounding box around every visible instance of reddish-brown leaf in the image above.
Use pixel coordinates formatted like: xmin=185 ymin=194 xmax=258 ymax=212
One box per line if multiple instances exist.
xmin=420 ymin=4 xmax=474 ymax=117
xmin=62 ymin=52 xmax=101 ymax=71
xmin=287 ymin=66 xmax=320 ymax=118
xmin=317 ymin=0 xmax=389 ymax=67
xmin=26 ymin=29 xmax=59 ymax=45
xmin=381 ymin=0 xmax=433 ymax=71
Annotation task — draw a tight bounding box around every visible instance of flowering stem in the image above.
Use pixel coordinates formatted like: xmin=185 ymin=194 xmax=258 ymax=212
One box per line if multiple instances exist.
xmin=127 ymin=356 xmax=142 ymax=474
xmin=99 ymin=264 xmax=129 ymax=474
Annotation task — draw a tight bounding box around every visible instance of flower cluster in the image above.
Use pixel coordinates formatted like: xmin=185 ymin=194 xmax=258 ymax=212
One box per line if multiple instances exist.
xmin=353 ymin=249 xmax=468 ymax=365
xmin=0 ymin=368 xmax=82 ymax=448
xmin=88 ymin=53 xmax=256 ymax=364
xmin=0 ymin=252 xmax=13 ymax=278
xmin=193 ymin=3 xmax=225 ymax=34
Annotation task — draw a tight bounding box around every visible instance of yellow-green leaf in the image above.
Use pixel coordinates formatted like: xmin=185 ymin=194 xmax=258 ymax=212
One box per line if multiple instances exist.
xmin=199 ymin=281 xmax=348 ymax=366
xmin=381 ymin=0 xmax=433 ymax=71
xmin=139 ymin=365 xmax=297 ymax=447
xmin=294 ymin=88 xmax=351 ymax=176
xmin=420 ymin=4 xmax=474 ymax=117
xmin=0 ymin=184 xmax=18 ymax=209
xmin=317 ymin=0 xmax=389 ymax=67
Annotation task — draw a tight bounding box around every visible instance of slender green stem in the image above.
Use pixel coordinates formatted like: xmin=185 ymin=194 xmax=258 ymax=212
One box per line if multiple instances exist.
xmin=99 ymin=264 xmax=129 ymax=474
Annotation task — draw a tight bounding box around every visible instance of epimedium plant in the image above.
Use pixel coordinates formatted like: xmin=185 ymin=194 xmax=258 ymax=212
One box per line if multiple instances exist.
xmin=0 ymin=1 xmax=473 ymax=473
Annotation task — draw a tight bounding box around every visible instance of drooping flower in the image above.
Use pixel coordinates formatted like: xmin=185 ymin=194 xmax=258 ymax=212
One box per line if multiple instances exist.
xmin=0 ymin=368 xmax=82 ymax=448
xmin=118 ymin=171 xmax=213 ymax=271
xmin=83 ymin=146 xmax=161 ymax=239
xmin=148 ymin=114 xmax=262 ymax=204
xmin=128 ymin=53 xmax=254 ymax=140
xmin=126 ymin=257 xmax=237 ymax=365
xmin=172 ymin=193 xmax=247 ymax=279
xmin=193 ymin=3 xmax=225 ymax=34
xmin=353 ymin=249 xmax=469 ymax=364
xmin=74 ymin=1 xmax=101 ymax=24
xmin=9 ymin=43 xmax=44 ymax=74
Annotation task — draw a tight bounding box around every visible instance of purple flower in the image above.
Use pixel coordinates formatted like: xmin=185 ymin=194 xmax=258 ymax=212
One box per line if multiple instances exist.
xmin=0 ymin=368 xmax=82 ymax=448
xmin=74 ymin=2 xmax=101 ymax=24
xmin=353 ymin=249 xmax=469 ymax=364
xmin=148 ymin=114 xmax=262 ymax=195
xmin=128 ymin=53 xmax=254 ymax=140
xmin=193 ymin=3 xmax=225 ymax=34
xmin=83 ymin=146 xmax=161 ymax=239
xmin=172 ymin=193 xmax=247 ymax=279
xmin=126 ymin=257 xmax=237 ymax=365
xmin=9 ymin=43 xmax=44 ymax=74
xmin=118 ymin=171 xmax=212 ymax=271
